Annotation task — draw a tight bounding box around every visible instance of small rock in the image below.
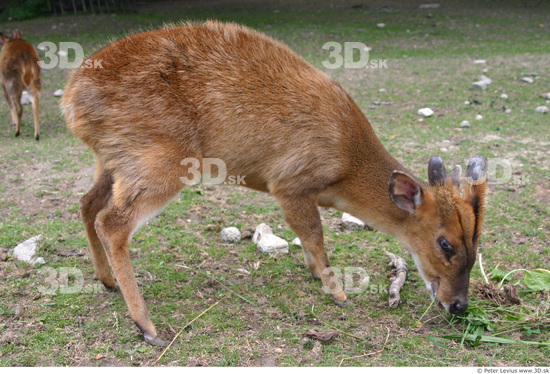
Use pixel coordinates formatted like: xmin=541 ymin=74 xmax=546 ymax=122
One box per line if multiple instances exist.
xmin=11 ymin=235 xmax=44 ymax=265
xmin=221 ymin=227 xmax=241 ymax=243
xmin=417 ymin=107 xmax=434 ymax=117
xmin=505 ymin=108 xmax=512 ymax=114
xmin=53 ymin=89 xmax=64 ymax=97
xmin=482 ymin=68 xmax=488 ymax=74
xmin=500 ymin=93 xmax=509 ymax=100
xmin=464 ymin=100 xmax=471 ymax=105
xmin=377 ymin=23 xmax=386 ymax=28
xmin=252 ymin=223 xmax=273 ymax=244
xmin=471 ymin=81 xmax=488 ymax=90
xmin=521 ymin=72 xmax=538 ymax=77
xmin=540 ymin=92 xmax=550 ymax=99
xmin=473 ymin=59 xmax=486 ymax=64
xmin=342 ymin=213 xmax=365 ymax=231
xmin=479 ymin=75 xmax=492 ymax=84
xmin=379 ymin=88 xmax=386 ymax=92
xmin=460 ymin=120 xmax=471 ymax=128
xmin=471 ymin=75 xmax=492 ymax=90
xmin=475 ymin=114 xmax=483 ymax=120
xmin=257 ymin=234 xmax=289 ymax=254
xmin=535 ymin=106 xmax=549 ymax=114
xmin=273 ymin=348 xmax=283 ymax=354
xmin=20 ymin=91 xmax=32 ymax=105
xmin=521 ymin=77 xmax=534 ymax=84
xmin=291 ymin=238 xmax=302 ymax=247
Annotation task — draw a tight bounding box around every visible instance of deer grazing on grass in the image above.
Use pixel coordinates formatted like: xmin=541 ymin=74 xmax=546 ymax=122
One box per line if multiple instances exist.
xmin=0 ymin=30 xmax=41 ymax=140
xmin=61 ymin=21 xmax=488 ymax=346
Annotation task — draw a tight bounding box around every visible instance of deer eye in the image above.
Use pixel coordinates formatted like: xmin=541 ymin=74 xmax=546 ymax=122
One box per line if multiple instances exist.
xmin=438 ymin=237 xmax=453 ymax=254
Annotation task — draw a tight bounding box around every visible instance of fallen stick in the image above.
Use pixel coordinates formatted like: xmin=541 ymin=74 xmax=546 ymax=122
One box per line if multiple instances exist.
xmin=383 ymin=249 xmax=409 ymax=308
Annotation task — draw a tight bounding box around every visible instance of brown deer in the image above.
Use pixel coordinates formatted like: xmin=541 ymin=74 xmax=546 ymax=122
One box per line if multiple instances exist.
xmin=0 ymin=30 xmax=41 ymax=140
xmin=61 ymin=21 xmax=488 ymax=346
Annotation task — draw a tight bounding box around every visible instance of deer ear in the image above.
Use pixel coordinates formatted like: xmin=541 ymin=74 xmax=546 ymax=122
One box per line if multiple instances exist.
xmin=388 ymin=171 xmax=423 ymax=214
xmin=0 ymin=33 xmax=8 ymax=46
xmin=14 ymin=30 xmax=22 ymax=39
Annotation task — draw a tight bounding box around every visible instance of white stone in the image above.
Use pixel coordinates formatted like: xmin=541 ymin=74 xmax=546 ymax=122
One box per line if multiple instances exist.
xmin=474 ymin=59 xmax=486 ymax=64
xmin=460 ymin=120 xmax=471 ymax=128
xmin=417 ymin=107 xmax=434 ymax=117
xmin=479 ymin=75 xmax=492 ymax=84
xmin=471 ymin=81 xmax=488 ymax=90
xmin=53 ymin=89 xmax=64 ymax=97
xmin=472 ymin=75 xmax=492 ymax=90
xmin=475 ymin=114 xmax=483 ymax=120
xmin=377 ymin=23 xmax=386 ymax=28
xmin=535 ymin=106 xmax=549 ymax=114
xmin=342 ymin=213 xmax=365 ymax=231
xmin=252 ymin=223 xmax=273 ymax=244
xmin=257 ymin=234 xmax=289 ymax=254
xmin=291 ymin=238 xmax=302 ymax=247
xmin=500 ymin=93 xmax=508 ymax=100
xmin=221 ymin=227 xmax=241 ymax=243
xmin=12 ymin=235 xmax=44 ymax=265
xmin=505 ymin=108 xmax=512 ymax=114
xmin=521 ymin=77 xmax=534 ymax=84
xmin=20 ymin=91 xmax=31 ymax=105
xmin=464 ymin=100 xmax=471 ymax=105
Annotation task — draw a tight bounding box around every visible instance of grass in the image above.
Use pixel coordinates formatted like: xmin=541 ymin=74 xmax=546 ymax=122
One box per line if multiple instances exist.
xmin=0 ymin=0 xmax=549 ymax=367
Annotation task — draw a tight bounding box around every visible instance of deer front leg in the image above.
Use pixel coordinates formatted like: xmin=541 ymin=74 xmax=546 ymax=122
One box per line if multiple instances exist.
xmin=275 ymin=192 xmax=350 ymax=306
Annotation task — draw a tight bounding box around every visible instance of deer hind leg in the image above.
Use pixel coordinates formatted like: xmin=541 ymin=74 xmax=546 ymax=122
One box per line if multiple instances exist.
xmin=94 ymin=172 xmax=184 ymax=346
xmin=274 ymin=191 xmax=349 ymax=306
xmin=3 ymin=79 xmax=23 ymax=137
xmin=29 ymin=82 xmax=40 ymax=141
xmin=80 ymin=164 xmax=116 ymax=290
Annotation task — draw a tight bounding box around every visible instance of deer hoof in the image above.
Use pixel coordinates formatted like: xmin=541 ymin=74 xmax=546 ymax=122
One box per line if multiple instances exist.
xmin=144 ymin=334 xmax=167 ymax=347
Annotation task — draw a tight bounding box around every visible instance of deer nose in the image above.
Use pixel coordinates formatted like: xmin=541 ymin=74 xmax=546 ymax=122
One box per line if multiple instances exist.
xmin=449 ymin=301 xmax=468 ymax=314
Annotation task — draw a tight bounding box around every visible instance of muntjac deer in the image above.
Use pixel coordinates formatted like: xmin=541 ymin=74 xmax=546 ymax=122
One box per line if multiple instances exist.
xmin=0 ymin=30 xmax=41 ymax=140
xmin=61 ymin=21 xmax=488 ymax=346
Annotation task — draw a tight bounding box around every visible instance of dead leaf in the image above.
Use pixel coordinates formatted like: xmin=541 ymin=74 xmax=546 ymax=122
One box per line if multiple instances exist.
xmin=302 ymin=329 xmax=340 ymax=342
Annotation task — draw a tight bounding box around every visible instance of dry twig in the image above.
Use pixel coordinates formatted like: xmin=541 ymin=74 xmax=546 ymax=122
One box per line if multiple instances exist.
xmin=383 ymin=249 xmax=409 ymax=308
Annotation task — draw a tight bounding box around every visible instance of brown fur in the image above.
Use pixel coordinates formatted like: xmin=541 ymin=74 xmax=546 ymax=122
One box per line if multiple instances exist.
xmin=61 ymin=21 xmax=488 ymax=346
xmin=0 ymin=30 xmax=41 ymax=140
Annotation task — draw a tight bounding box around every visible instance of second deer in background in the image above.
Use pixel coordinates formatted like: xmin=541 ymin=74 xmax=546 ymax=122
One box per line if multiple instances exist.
xmin=0 ymin=30 xmax=41 ymax=141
